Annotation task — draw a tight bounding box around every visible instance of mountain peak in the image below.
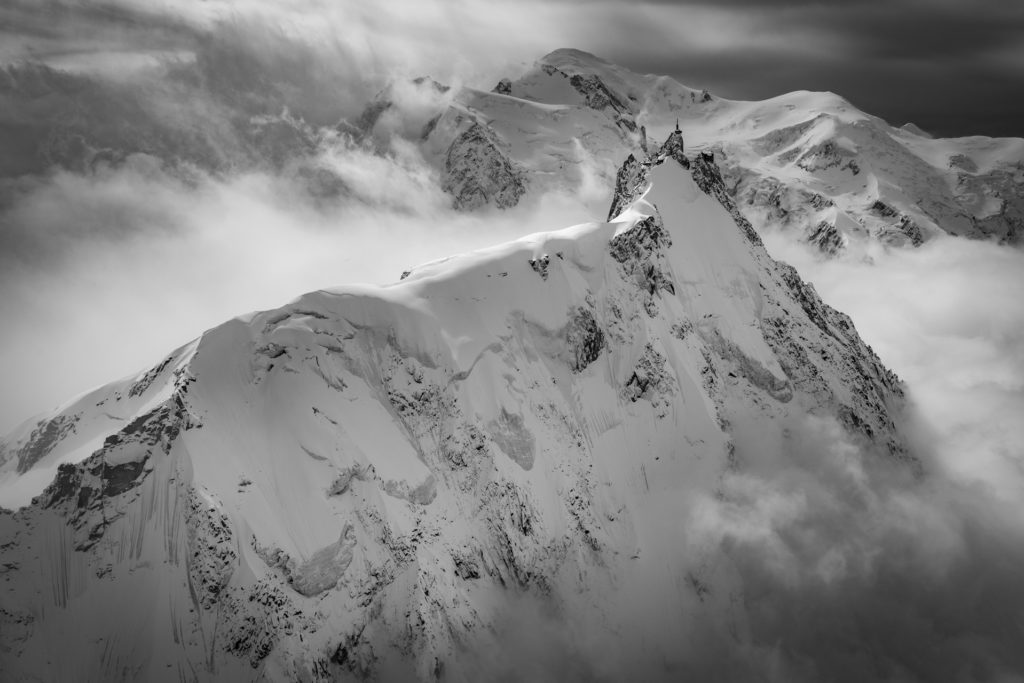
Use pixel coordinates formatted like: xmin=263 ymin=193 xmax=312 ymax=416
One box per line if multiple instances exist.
xmin=539 ymin=47 xmax=610 ymax=68
xmin=401 ymin=48 xmax=1024 ymax=248
xmin=0 ymin=134 xmax=914 ymax=678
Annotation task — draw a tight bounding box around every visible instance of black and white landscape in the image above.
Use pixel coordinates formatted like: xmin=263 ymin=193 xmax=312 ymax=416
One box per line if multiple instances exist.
xmin=1 ymin=2 xmax=1023 ymax=681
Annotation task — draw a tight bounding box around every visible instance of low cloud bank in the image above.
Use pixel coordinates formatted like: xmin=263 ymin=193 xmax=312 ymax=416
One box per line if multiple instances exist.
xmin=0 ymin=145 xmax=597 ymax=433
xmin=0 ymin=9 xmax=597 ymax=432
xmin=1 ymin=5 xmax=1023 ymax=679
xmin=466 ymin=237 xmax=1024 ymax=683
xmin=766 ymin=234 xmax=1024 ymax=503
xmin=680 ymin=233 xmax=1024 ymax=681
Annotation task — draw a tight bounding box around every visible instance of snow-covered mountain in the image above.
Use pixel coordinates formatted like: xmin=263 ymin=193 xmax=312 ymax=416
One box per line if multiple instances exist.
xmin=0 ymin=132 xmax=913 ymax=681
xmin=359 ymin=48 xmax=1024 ymax=253
xmin=9 ymin=49 xmax=1020 ymax=255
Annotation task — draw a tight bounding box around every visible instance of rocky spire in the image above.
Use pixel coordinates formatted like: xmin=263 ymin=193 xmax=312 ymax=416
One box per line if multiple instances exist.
xmin=660 ymin=123 xmax=686 ymax=167
xmin=608 ymin=128 xmax=691 ymax=221
xmin=606 ymin=129 xmax=764 ymax=250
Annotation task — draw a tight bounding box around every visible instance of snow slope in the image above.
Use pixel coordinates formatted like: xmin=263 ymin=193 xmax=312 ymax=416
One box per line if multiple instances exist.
xmin=359 ymin=49 xmax=1024 ymax=253
xmin=0 ymin=135 xmax=911 ymax=681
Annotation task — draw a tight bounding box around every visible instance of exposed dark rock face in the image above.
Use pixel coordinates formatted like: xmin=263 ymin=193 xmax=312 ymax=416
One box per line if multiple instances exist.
xmin=420 ymin=114 xmax=441 ymax=141
xmin=492 ymin=78 xmax=512 ymax=95
xmin=660 ymin=128 xmax=687 ymax=168
xmin=568 ymin=73 xmax=630 ymax=114
xmin=12 ymin=413 xmax=80 ymax=473
xmin=442 ymin=123 xmax=526 ymax=210
xmin=222 ymin=577 xmax=309 ymax=668
xmin=33 ymin=374 xmax=196 ymax=550
xmin=805 ymin=220 xmax=845 ymax=255
xmin=623 ymin=344 xmax=676 ymax=417
xmin=566 ymin=306 xmax=605 ymax=372
xmin=452 ymin=552 xmax=481 ymax=580
xmin=897 ymin=215 xmax=925 ymax=246
xmin=606 ymin=137 xmax=764 ymax=253
xmin=767 ymin=261 xmax=909 ymax=463
xmin=690 ymin=152 xmax=763 ymax=245
xmin=609 ymin=214 xmax=671 ymax=263
xmin=797 ymin=139 xmax=861 ymax=175
xmin=607 ymin=153 xmax=646 ymax=221
xmin=870 ymin=202 xmax=926 ymax=247
xmin=538 ymin=60 xmax=642 ymax=137
xmin=186 ymin=491 xmax=238 ymax=610
xmin=871 ymin=200 xmax=900 ymax=218
xmin=603 ymin=131 xmax=910 ymax=466
xmin=528 ymin=254 xmax=550 ymax=280
xmin=610 ymin=215 xmax=675 ymax=316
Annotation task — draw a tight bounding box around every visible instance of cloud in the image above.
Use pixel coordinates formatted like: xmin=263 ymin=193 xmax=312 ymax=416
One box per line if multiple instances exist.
xmin=683 ymin=409 xmax=1024 ymax=682
xmin=0 ymin=139 xmax=598 ymax=433
xmin=0 ymin=4 xmax=1023 ymax=679
xmin=679 ymin=231 xmax=1024 ymax=674
xmin=764 ymin=235 xmax=1024 ymax=502
xmin=4 ymin=0 xmax=1022 ymax=139
xmin=450 ymin=231 xmax=1024 ymax=682
xmin=448 ymin=411 xmax=1024 ymax=681
xmin=0 ymin=3 xmax=564 ymax=432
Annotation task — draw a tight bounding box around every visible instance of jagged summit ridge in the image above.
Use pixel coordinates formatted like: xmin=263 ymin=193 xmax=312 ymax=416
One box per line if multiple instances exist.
xmin=0 ymin=137 xmax=911 ymax=681
xmin=353 ymin=48 xmax=1024 ymax=251
xmin=607 ymin=129 xmax=764 ymax=249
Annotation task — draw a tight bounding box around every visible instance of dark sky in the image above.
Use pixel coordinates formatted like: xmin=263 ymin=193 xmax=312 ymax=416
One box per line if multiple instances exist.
xmin=585 ymin=0 xmax=1024 ymax=138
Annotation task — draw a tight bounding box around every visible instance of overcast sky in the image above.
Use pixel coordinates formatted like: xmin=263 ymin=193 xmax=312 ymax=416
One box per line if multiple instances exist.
xmin=603 ymin=0 xmax=1024 ymax=137
xmin=2 ymin=0 xmax=1023 ymax=137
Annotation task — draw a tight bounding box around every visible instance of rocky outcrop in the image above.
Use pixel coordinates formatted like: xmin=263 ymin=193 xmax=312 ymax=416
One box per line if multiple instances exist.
xmin=492 ymin=78 xmax=512 ymax=95
xmin=607 ymin=152 xmax=646 ymax=220
xmin=610 ymin=215 xmax=675 ymax=316
xmin=186 ymin=490 xmax=238 ymax=610
xmin=528 ymin=254 xmax=550 ymax=280
xmin=442 ymin=123 xmax=526 ymax=210
xmin=805 ymin=220 xmax=845 ymax=255
xmin=622 ymin=343 xmax=675 ymax=415
xmin=567 ymin=73 xmax=630 ymax=115
xmin=34 ymin=387 xmax=194 ymax=550
xmin=8 ymin=413 xmax=80 ymax=473
xmin=566 ymin=305 xmax=605 ymax=372
xmin=660 ymin=128 xmax=687 ymax=167
xmin=768 ymin=261 xmax=908 ymax=461
xmin=690 ymin=151 xmax=764 ymax=245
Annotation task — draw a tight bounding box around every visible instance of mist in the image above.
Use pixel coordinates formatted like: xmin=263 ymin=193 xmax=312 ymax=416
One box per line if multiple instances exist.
xmin=764 ymin=234 xmax=1024 ymax=502
xmin=2 ymin=2 xmax=1024 ymax=680
xmin=0 ymin=7 xmax=605 ymax=433
xmin=0 ymin=148 xmax=604 ymax=433
xmin=467 ymin=229 xmax=1024 ymax=680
